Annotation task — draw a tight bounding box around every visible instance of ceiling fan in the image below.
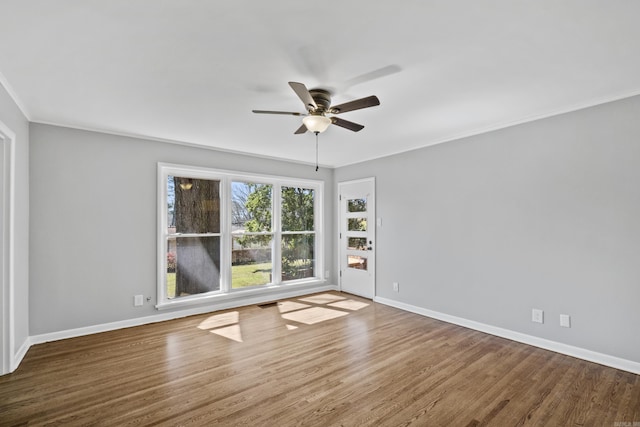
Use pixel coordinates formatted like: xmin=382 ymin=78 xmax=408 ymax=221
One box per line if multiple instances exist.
xmin=252 ymin=82 xmax=380 ymax=134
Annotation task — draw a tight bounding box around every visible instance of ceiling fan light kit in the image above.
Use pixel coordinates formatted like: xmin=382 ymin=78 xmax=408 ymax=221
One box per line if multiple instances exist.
xmin=302 ymin=114 xmax=332 ymax=133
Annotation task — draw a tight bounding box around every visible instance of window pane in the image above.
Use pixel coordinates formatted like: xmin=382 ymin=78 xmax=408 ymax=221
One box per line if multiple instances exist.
xmin=167 ymin=176 xmax=176 ymax=234
xmin=347 ymin=237 xmax=367 ymax=250
xmin=232 ymin=181 xmax=272 ymax=232
xmin=347 ymin=255 xmax=367 ymax=271
xmin=348 ymin=198 xmax=367 ymax=212
xmin=281 ymin=186 xmax=314 ymax=231
xmin=348 ymin=218 xmax=367 ymax=231
xmin=169 ymin=176 xmax=220 ymax=234
xmin=166 ymin=240 xmax=177 ymax=298
xmin=168 ymin=236 xmax=220 ymax=298
xmin=282 ymin=234 xmax=315 ymax=281
xmin=232 ymin=235 xmax=273 ymax=288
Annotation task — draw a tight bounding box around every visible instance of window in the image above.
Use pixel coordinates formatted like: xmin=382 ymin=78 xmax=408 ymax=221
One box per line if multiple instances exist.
xmin=281 ymin=186 xmax=315 ymax=281
xmin=166 ymin=176 xmax=221 ymax=298
xmin=231 ymin=181 xmax=273 ymax=289
xmin=158 ymin=164 xmax=323 ymax=307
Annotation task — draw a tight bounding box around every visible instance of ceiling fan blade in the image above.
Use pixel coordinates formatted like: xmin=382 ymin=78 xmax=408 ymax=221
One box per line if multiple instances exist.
xmin=288 ymin=82 xmax=318 ymax=111
xmin=293 ymin=45 xmax=330 ymax=83
xmin=331 ymin=117 xmax=365 ymax=132
xmin=341 ymin=65 xmax=401 ymax=89
xmin=252 ymin=110 xmax=304 ymax=116
xmin=294 ymin=124 xmax=308 ymax=134
xmin=330 ymin=95 xmax=380 ymax=114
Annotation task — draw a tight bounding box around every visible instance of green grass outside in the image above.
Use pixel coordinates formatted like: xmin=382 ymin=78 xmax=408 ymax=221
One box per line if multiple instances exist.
xmin=231 ymin=262 xmax=272 ymax=288
xmin=166 ymin=262 xmax=272 ymax=298
xmin=166 ymin=272 xmax=176 ymax=298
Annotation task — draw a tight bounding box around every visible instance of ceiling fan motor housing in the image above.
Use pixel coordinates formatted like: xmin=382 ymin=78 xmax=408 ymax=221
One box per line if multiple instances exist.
xmin=309 ymin=89 xmax=332 ymax=113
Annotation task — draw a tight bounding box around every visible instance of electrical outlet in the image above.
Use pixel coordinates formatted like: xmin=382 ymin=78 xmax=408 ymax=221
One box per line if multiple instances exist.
xmin=560 ymin=314 xmax=571 ymax=328
xmin=532 ymin=308 xmax=544 ymax=324
xmin=392 ymin=282 xmax=399 ymax=292
xmin=134 ymin=295 xmax=144 ymax=307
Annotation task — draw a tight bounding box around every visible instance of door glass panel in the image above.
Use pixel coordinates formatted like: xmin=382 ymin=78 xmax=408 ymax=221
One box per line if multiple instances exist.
xmin=347 ymin=237 xmax=367 ymax=250
xmin=347 ymin=255 xmax=368 ymax=270
xmin=348 ymin=218 xmax=367 ymax=231
xmin=347 ymin=198 xmax=367 ymax=212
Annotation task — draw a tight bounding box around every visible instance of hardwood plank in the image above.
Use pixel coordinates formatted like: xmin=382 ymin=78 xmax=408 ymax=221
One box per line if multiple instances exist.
xmin=0 ymin=291 xmax=638 ymax=426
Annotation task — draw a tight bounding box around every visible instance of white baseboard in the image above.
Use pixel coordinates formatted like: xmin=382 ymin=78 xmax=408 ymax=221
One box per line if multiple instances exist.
xmin=11 ymin=337 xmax=31 ymax=373
xmin=30 ymin=284 xmax=338 ymax=345
xmin=374 ymin=296 xmax=640 ymax=375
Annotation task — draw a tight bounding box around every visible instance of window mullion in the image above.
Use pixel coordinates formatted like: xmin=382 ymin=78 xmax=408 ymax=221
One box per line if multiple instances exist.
xmin=272 ymin=183 xmax=282 ymax=284
xmin=221 ymin=177 xmax=231 ymax=293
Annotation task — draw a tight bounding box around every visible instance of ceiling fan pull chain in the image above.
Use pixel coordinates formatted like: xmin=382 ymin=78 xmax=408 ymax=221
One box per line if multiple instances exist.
xmin=315 ymin=131 xmax=319 ymax=172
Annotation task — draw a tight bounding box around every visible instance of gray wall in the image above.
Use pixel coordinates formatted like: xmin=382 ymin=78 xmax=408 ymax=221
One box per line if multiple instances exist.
xmin=29 ymin=124 xmax=334 ymax=335
xmin=0 ymin=83 xmax=29 ymax=358
xmin=19 ymin=93 xmax=640 ymax=364
xmin=335 ymin=95 xmax=640 ymax=363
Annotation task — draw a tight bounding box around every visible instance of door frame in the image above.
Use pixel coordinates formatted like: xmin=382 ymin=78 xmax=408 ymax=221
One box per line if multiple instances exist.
xmin=337 ymin=177 xmax=375 ymax=299
xmin=0 ymin=119 xmax=16 ymax=375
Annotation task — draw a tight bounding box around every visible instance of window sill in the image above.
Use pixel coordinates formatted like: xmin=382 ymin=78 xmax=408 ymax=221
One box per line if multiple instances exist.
xmin=156 ymin=279 xmax=333 ymax=311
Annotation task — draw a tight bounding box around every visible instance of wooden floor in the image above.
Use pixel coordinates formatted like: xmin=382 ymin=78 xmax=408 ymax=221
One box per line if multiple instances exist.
xmin=1 ymin=292 xmax=639 ymax=426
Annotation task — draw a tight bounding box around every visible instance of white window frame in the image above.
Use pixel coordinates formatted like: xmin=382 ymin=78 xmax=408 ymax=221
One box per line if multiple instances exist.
xmin=157 ymin=163 xmax=324 ymax=309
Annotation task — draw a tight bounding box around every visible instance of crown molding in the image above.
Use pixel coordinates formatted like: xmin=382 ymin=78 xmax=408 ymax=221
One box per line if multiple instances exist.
xmin=0 ymin=72 xmax=31 ymax=121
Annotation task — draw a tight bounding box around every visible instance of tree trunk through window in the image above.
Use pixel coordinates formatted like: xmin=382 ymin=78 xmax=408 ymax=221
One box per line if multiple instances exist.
xmin=174 ymin=177 xmax=221 ymax=296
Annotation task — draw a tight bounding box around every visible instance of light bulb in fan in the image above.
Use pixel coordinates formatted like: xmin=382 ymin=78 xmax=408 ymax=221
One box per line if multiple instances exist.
xmin=302 ymin=114 xmax=331 ymax=133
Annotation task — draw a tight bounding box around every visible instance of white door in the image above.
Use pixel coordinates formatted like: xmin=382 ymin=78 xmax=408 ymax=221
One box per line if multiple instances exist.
xmin=339 ymin=178 xmax=375 ymax=298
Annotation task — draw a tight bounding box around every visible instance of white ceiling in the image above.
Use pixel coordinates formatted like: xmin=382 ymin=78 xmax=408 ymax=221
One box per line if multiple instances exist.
xmin=1 ymin=1 xmax=639 ymax=168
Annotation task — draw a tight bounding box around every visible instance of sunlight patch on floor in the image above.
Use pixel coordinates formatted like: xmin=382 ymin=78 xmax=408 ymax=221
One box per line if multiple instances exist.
xmin=198 ymin=311 xmax=239 ymax=330
xmin=278 ymin=301 xmax=311 ymax=313
xmin=281 ymin=306 xmax=349 ymax=325
xmin=196 ymin=294 xmax=368 ymax=342
xmin=210 ymin=324 xmax=243 ymax=342
xmin=328 ymin=300 xmax=370 ymax=311
xmin=298 ymin=293 xmax=347 ymax=305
